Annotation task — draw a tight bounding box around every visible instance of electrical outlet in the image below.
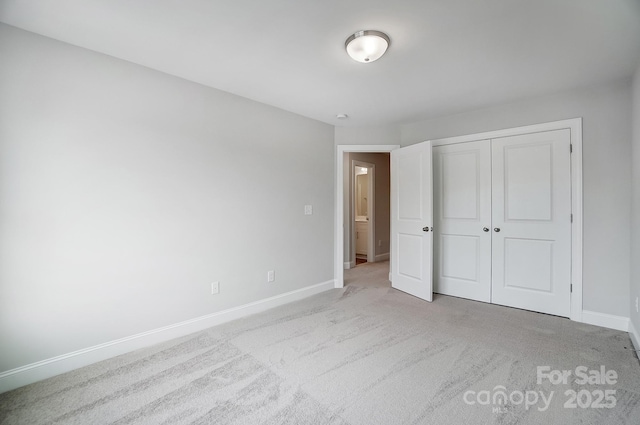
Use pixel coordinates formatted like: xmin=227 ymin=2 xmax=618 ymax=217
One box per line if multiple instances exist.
xmin=211 ymin=281 xmax=219 ymax=295
xmin=267 ymin=270 xmax=275 ymax=282
xmin=304 ymin=205 xmax=313 ymax=215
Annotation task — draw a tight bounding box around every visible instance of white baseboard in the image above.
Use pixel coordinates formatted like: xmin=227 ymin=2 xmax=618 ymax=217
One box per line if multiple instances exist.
xmin=343 ymin=261 xmax=354 ymax=269
xmin=0 ymin=279 xmax=335 ymax=394
xmin=629 ymin=320 xmax=640 ymax=353
xmin=375 ymin=253 xmax=389 ymax=262
xmin=581 ymin=310 xmax=630 ymax=332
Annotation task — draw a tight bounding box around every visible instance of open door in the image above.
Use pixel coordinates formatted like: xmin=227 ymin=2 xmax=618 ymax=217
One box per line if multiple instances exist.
xmin=391 ymin=141 xmax=433 ymax=301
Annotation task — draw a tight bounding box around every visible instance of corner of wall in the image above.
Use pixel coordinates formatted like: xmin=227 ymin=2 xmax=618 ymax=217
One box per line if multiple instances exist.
xmin=630 ymin=62 xmax=640 ymax=344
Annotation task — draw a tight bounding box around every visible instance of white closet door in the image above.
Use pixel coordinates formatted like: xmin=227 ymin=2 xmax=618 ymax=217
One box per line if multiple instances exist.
xmin=491 ymin=129 xmax=572 ymax=317
xmin=433 ymin=140 xmax=492 ymax=302
xmin=391 ymin=141 xmax=433 ymax=302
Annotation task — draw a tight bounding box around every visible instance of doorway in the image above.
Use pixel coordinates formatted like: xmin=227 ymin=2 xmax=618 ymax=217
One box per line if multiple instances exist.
xmin=352 ymin=160 xmax=374 ymax=265
xmin=335 ymin=145 xmax=399 ymax=288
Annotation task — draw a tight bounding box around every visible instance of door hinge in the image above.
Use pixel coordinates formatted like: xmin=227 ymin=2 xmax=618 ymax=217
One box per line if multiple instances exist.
xmin=570 ymin=213 xmax=573 ymax=223
xmin=570 ymin=144 xmax=573 ymax=153
xmin=570 ymin=284 xmax=573 ymax=293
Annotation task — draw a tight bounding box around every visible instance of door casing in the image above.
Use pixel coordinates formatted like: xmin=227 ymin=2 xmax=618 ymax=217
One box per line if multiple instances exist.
xmin=335 ymin=145 xmax=399 ymax=288
xmin=351 ymin=160 xmax=375 ymax=265
xmin=428 ymin=118 xmax=582 ymax=321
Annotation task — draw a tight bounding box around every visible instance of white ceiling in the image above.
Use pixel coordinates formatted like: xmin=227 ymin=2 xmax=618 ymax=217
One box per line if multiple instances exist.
xmin=1 ymin=0 xmax=640 ymax=127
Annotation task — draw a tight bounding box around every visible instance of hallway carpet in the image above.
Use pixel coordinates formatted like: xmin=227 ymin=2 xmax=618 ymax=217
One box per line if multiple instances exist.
xmin=1 ymin=261 xmax=639 ymax=424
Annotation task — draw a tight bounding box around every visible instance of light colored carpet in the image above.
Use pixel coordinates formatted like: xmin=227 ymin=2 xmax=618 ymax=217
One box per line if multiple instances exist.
xmin=1 ymin=261 xmax=639 ymax=424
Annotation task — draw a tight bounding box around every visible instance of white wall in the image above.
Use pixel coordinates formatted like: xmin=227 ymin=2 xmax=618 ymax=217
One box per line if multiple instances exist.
xmin=334 ymin=126 xmax=400 ymax=146
xmin=401 ymin=79 xmax=633 ymax=317
xmin=0 ymin=24 xmax=334 ymax=373
xmin=631 ymin=64 xmax=640 ymax=340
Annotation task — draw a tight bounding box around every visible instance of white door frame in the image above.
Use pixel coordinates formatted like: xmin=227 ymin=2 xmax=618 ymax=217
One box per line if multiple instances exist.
xmin=428 ymin=118 xmax=583 ymax=322
xmin=335 ymin=145 xmax=399 ymax=288
xmin=352 ymin=160 xmax=376 ymax=264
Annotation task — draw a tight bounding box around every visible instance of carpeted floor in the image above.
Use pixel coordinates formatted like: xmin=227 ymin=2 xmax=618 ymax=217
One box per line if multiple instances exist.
xmin=1 ymin=261 xmax=639 ymax=424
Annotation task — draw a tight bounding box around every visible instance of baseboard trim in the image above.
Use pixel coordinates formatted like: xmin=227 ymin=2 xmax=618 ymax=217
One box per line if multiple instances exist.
xmin=629 ymin=320 xmax=640 ymax=353
xmin=0 ymin=279 xmax=335 ymax=394
xmin=581 ymin=310 xmax=630 ymax=332
xmin=343 ymin=261 xmax=354 ymax=270
xmin=375 ymin=253 xmax=389 ymax=262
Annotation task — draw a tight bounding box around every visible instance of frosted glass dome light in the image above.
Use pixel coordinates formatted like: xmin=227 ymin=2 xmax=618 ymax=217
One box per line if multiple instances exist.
xmin=345 ymin=30 xmax=390 ymax=63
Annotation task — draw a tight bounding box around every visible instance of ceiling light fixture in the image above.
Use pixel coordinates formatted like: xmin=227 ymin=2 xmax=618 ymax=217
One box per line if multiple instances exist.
xmin=345 ymin=30 xmax=390 ymax=63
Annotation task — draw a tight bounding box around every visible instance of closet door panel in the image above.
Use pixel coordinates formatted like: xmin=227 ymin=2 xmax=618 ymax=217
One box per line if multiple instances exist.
xmin=433 ymin=140 xmax=492 ymax=302
xmin=491 ymin=129 xmax=572 ymax=317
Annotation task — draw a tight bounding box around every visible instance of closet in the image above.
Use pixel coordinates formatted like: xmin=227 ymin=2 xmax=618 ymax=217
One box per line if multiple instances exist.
xmin=432 ymin=129 xmax=572 ymax=317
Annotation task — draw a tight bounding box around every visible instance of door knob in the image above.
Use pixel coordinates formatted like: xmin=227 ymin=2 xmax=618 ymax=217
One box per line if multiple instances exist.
xmin=483 ymin=227 xmax=489 ymax=232
xmin=494 ymin=228 xmax=501 ymax=232
xmin=422 ymin=226 xmax=430 ymax=232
